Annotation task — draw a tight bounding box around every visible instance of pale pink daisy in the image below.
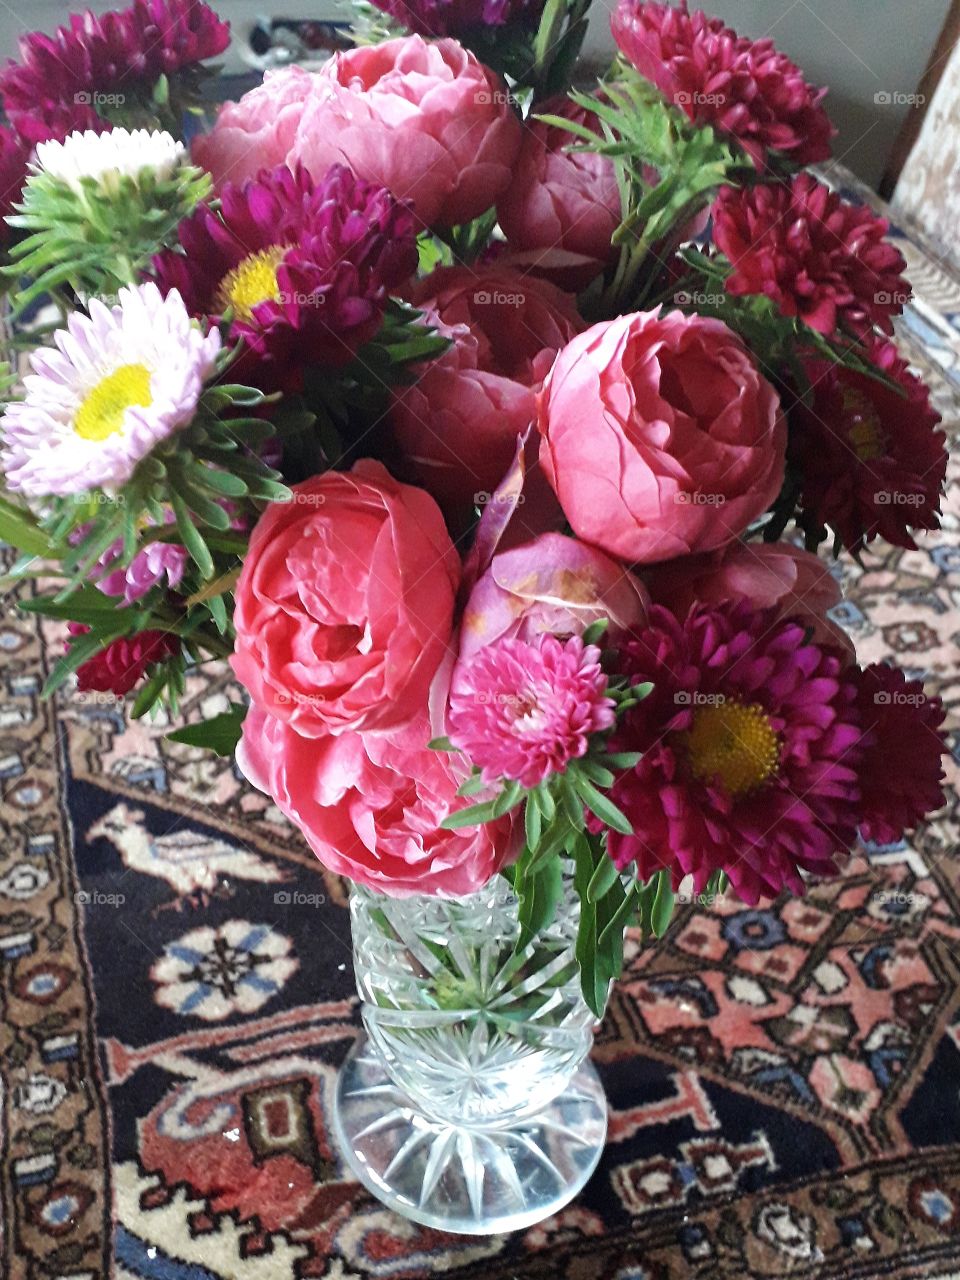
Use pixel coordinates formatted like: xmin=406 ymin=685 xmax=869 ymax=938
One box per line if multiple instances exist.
xmin=448 ymin=635 xmax=616 ymax=789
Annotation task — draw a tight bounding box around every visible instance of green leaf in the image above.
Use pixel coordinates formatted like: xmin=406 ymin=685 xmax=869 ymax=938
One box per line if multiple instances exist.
xmin=166 ymin=704 xmax=247 ymax=756
xmin=581 ymin=618 xmax=609 ymax=646
xmin=516 ymin=854 xmax=563 ymax=951
xmin=587 ymin=854 xmax=621 ymax=904
xmin=170 ymin=491 xmax=215 ymax=579
xmin=440 ymin=799 xmax=498 ymax=829
xmin=492 ymin=779 xmax=522 ymax=818
xmin=572 ymin=774 xmax=633 ymax=835
xmin=427 ymin=735 xmax=455 ymax=752
xmin=0 ymin=494 xmax=56 ymax=559
xmin=650 ymin=871 xmax=676 ymax=937
xmin=604 ymin=751 xmax=642 ymax=769
xmin=524 ymin=791 xmax=542 ymax=851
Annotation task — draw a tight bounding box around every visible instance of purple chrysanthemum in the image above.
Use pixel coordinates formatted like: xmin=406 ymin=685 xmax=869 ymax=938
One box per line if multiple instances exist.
xmin=151 ymin=162 xmax=418 ymax=390
xmin=601 ymin=602 xmax=865 ymax=904
xmin=448 ymin=635 xmax=616 ymax=788
xmin=0 ymin=0 xmax=230 ymax=144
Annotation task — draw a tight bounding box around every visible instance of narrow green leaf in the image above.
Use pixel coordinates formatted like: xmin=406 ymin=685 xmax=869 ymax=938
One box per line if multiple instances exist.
xmin=587 ymin=855 xmax=621 ymax=904
xmin=170 ymin=491 xmax=215 ymax=579
xmin=572 ymin=774 xmax=633 ymax=836
xmin=166 ymin=703 xmax=247 ymax=756
xmin=517 ymin=855 xmax=563 ymax=951
xmin=524 ymin=791 xmax=542 ymax=851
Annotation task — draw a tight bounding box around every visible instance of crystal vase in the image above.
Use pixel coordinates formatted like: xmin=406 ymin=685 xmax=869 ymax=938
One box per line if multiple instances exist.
xmin=332 ymin=872 xmax=608 ymax=1234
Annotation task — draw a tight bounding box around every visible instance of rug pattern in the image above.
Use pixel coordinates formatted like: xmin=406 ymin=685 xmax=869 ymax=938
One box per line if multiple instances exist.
xmin=2 ymin=177 xmax=960 ymax=1280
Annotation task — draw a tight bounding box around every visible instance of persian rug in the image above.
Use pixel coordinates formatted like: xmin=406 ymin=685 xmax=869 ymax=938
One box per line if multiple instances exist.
xmin=2 ymin=181 xmax=960 ymax=1280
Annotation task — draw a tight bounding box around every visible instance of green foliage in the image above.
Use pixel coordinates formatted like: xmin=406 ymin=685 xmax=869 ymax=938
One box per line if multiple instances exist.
xmin=5 ymin=159 xmax=211 ymax=309
xmin=166 ymin=702 xmax=247 ymax=755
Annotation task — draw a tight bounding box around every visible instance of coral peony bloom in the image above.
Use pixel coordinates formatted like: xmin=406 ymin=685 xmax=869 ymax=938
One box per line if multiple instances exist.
xmin=231 ymin=461 xmax=460 ymax=738
xmin=448 ymin=635 xmax=615 ymax=788
xmin=496 ymin=96 xmax=621 ymax=289
xmin=537 ymin=309 xmax=786 ymax=564
xmin=152 ymin=163 xmax=417 ymax=388
xmin=713 ymin=177 xmax=910 ymax=338
xmin=368 ymin=0 xmax=545 ymax=37
xmin=237 ymin=707 xmax=512 ymax=896
xmin=390 ymin=266 xmax=581 ymax=511
xmin=612 ymin=0 xmax=833 ymax=169
xmin=194 ymin=36 xmax=521 ymax=228
xmin=788 ymin=340 xmax=947 ymax=552
xmin=0 ymin=0 xmax=230 ymax=145
xmin=69 ymin=624 xmax=180 ymax=696
xmin=854 ymin=664 xmax=946 ymax=845
xmin=645 ymin=540 xmax=853 ymax=656
xmin=600 ymin=602 xmax=864 ymax=904
xmin=457 ymin=531 xmax=648 ymax=667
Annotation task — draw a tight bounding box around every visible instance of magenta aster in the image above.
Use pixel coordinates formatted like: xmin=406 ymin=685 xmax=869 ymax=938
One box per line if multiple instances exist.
xmin=448 ymin=635 xmax=616 ymax=789
xmin=600 ymin=602 xmax=864 ymax=904
xmin=151 ymin=162 xmax=418 ymax=389
xmin=69 ymin=624 xmax=180 ymax=696
xmin=611 ymin=0 xmax=833 ymax=168
xmin=713 ymin=176 xmax=910 ymax=339
xmin=789 ymin=338 xmax=947 ymax=551
xmin=0 ymin=0 xmax=230 ymax=144
xmin=0 ymin=126 xmax=29 ymax=247
xmin=370 ymin=0 xmax=544 ymax=37
xmin=854 ymin=664 xmax=946 ymax=846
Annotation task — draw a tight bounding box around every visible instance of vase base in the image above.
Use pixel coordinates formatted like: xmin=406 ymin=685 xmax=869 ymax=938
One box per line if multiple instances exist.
xmin=332 ymin=1036 xmax=607 ymax=1235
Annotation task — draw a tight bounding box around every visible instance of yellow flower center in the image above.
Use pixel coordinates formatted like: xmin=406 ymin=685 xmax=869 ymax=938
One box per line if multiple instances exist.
xmin=681 ymin=699 xmax=780 ymax=797
xmin=841 ymin=386 xmax=886 ymax=461
xmin=216 ymin=245 xmax=288 ymax=321
xmin=74 ymin=362 xmax=153 ymax=441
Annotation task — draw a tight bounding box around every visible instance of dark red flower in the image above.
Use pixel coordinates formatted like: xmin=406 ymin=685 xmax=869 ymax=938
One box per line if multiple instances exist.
xmin=0 ymin=126 xmax=30 ymax=248
xmin=369 ymin=0 xmax=544 ymax=37
xmin=69 ymin=624 xmax=180 ymax=696
xmin=0 ymin=0 xmax=230 ymax=144
xmin=713 ymin=176 xmax=910 ymax=339
xmin=598 ymin=602 xmax=864 ymax=904
xmin=854 ymin=663 xmax=946 ymax=845
xmin=611 ymin=0 xmax=833 ymax=168
xmin=789 ymin=339 xmax=947 ymax=550
xmin=152 ymin=162 xmax=418 ymax=390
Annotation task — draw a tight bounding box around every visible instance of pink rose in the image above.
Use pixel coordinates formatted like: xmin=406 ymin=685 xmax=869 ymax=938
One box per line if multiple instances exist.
xmin=192 ymin=65 xmax=320 ymax=188
xmin=197 ymin=36 xmax=521 ymax=228
xmin=231 ymin=460 xmax=460 ymax=737
xmin=391 ymin=266 xmax=581 ymax=511
xmin=497 ymin=97 xmax=620 ymax=290
xmin=457 ymin=531 xmax=648 ymax=667
xmin=238 ymin=707 xmax=512 ymax=896
xmin=537 ymin=309 xmax=786 ymax=564
xmin=645 ymin=540 xmax=854 ymax=657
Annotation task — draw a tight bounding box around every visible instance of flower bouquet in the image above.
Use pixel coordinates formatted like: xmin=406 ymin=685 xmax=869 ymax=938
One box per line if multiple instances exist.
xmin=0 ymin=0 xmax=949 ymax=1235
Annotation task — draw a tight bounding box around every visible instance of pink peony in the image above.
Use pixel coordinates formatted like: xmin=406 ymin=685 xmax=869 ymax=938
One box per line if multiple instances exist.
xmin=457 ymin=531 xmax=648 ymax=667
xmin=194 ymin=36 xmax=521 ymax=228
xmin=611 ymin=0 xmax=833 ymax=169
xmin=237 ymin=707 xmax=513 ymax=896
xmin=231 ymin=461 xmax=460 ymax=738
xmin=448 ymin=635 xmax=615 ymax=788
xmin=390 ymin=266 xmax=581 ymax=512
xmin=713 ymin=176 xmax=910 ymax=338
xmin=537 ymin=309 xmax=786 ymax=564
xmin=496 ymin=96 xmax=621 ymax=290
xmin=644 ymin=540 xmax=853 ymax=656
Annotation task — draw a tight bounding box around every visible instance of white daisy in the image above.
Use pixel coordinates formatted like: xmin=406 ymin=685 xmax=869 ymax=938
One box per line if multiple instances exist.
xmin=0 ymin=283 xmax=221 ymax=497
xmin=33 ymin=128 xmax=187 ymax=193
